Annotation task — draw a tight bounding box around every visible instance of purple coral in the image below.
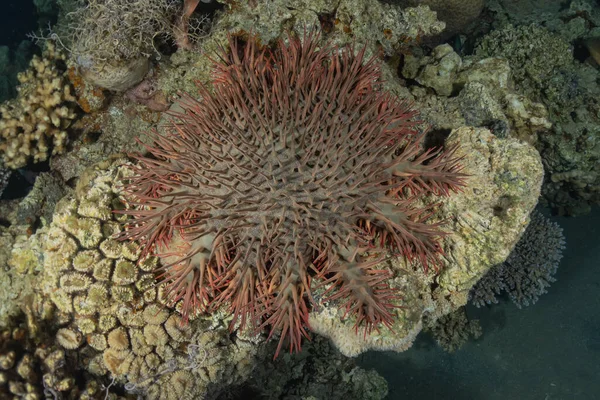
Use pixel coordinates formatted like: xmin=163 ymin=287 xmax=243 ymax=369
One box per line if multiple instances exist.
xmin=118 ymin=31 xmax=465 ymax=356
xmin=471 ymin=210 xmax=566 ymax=308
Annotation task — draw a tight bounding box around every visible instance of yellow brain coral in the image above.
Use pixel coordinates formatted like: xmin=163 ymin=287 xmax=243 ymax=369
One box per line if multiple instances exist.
xmin=37 ymin=158 xmax=258 ymax=399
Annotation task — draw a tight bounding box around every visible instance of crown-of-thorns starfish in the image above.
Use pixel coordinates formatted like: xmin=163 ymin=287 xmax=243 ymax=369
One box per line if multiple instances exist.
xmin=118 ymin=30 xmax=466 ymax=357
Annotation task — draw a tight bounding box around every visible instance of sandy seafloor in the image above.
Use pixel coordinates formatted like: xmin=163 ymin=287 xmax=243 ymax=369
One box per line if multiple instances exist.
xmin=358 ymin=208 xmax=600 ymax=400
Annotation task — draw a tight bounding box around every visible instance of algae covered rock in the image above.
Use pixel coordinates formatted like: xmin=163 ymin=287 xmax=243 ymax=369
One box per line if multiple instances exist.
xmin=159 ymin=0 xmax=444 ymax=98
xmin=400 ymin=44 xmax=552 ymax=146
xmin=475 ymin=24 xmax=600 ymax=215
xmin=402 ymin=44 xmax=462 ymax=96
xmin=398 ymin=0 xmax=484 ymax=38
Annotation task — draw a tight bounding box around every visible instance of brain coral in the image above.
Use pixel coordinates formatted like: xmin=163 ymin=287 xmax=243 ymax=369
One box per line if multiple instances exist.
xmin=119 ymin=31 xmax=465 ymax=356
xmin=39 ymin=157 xmax=257 ymax=399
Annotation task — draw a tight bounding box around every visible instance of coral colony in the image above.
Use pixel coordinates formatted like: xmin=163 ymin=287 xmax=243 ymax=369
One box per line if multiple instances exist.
xmin=118 ymin=32 xmax=465 ymax=357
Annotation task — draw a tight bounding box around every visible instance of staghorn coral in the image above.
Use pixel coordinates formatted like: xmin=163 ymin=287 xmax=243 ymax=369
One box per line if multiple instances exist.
xmin=37 ymin=157 xmax=258 ymax=399
xmin=0 ymin=41 xmax=77 ymax=169
xmin=118 ymin=31 xmax=466 ymax=357
xmin=470 ymin=210 xmax=565 ymax=308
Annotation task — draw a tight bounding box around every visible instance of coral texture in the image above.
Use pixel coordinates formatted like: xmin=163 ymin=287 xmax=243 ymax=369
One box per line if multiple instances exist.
xmin=470 ymin=210 xmax=565 ymax=308
xmin=308 ymin=127 xmax=544 ymax=356
xmin=60 ymin=0 xmax=199 ymax=62
xmin=0 ymin=165 xmax=9 ymax=198
xmin=398 ymin=0 xmax=484 ymax=37
xmin=427 ymin=306 xmax=481 ymax=352
xmin=244 ymin=336 xmax=388 ymax=400
xmin=0 ymin=311 xmax=110 ymax=399
xmin=475 ymin=24 xmax=600 ymax=215
xmin=37 ymin=158 xmax=258 ymax=399
xmin=0 ymin=42 xmax=77 ymax=169
xmin=157 ymin=0 xmax=445 ymax=100
xmin=119 ymin=32 xmax=465 ymax=356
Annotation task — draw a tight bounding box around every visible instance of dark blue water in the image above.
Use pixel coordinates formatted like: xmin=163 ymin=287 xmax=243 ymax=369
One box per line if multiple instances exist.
xmin=0 ymin=1 xmax=37 ymax=48
xmin=358 ymin=209 xmax=600 ymax=399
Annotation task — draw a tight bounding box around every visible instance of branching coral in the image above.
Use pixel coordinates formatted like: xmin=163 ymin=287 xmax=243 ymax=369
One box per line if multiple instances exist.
xmin=470 ymin=210 xmax=565 ymax=308
xmin=0 ymin=42 xmax=77 ymax=169
xmin=119 ymin=31 xmax=465 ymax=357
xmin=427 ymin=307 xmax=482 ymax=352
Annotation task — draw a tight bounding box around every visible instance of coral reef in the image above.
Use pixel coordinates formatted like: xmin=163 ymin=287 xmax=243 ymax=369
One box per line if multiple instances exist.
xmin=402 ymin=43 xmax=463 ymax=96
xmin=470 ymin=210 xmax=565 ymax=308
xmin=427 ymin=306 xmax=482 ymax=352
xmin=0 ymin=310 xmax=110 ymax=399
xmin=236 ymin=336 xmax=388 ymax=400
xmin=488 ymin=0 xmax=600 ymax=43
xmin=399 ymin=43 xmax=552 ymax=146
xmin=209 ymin=0 xmax=443 ymax=53
xmin=397 ymin=0 xmax=484 ymax=39
xmin=11 ymin=171 xmax=69 ymax=227
xmin=35 ymin=157 xmax=258 ymax=399
xmin=119 ymin=31 xmax=466 ymax=357
xmin=308 ymin=127 xmax=544 ymax=356
xmin=0 ymin=0 xmax=582 ymax=395
xmin=475 ymin=25 xmax=578 ymax=117
xmin=158 ymin=0 xmax=444 ymax=98
xmin=49 ymin=101 xmax=154 ymax=182
xmin=0 ymin=170 xmax=69 ymax=329
xmin=0 ymin=165 xmax=9 ymax=198
xmin=474 ymin=24 xmax=600 ymax=215
xmin=55 ymin=0 xmax=208 ymax=91
xmin=0 ymin=42 xmax=77 ymax=169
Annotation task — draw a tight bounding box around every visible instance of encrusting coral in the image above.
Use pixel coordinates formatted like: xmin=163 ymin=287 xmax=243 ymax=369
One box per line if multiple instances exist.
xmin=118 ymin=31 xmax=466 ymax=357
xmin=0 ymin=41 xmax=77 ymax=169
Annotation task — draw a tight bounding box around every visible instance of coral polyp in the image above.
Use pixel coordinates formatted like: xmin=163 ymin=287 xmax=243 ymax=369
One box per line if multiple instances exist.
xmin=118 ymin=31 xmax=465 ymax=356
